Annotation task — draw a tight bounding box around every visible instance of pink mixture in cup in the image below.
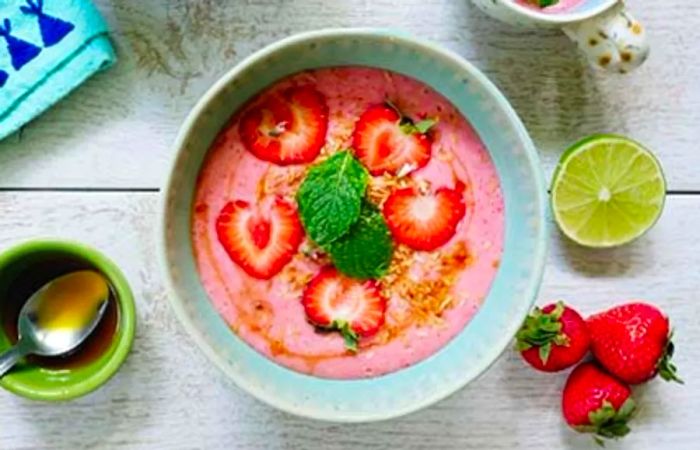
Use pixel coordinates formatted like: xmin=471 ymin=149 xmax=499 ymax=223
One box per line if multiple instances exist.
xmin=191 ymin=67 xmax=505 ymax=379
xmin=514 ymin=0 xmax=585 ymax=13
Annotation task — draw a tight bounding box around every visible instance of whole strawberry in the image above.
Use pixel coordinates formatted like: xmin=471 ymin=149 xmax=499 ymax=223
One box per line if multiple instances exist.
xmin=562 ymin=362 xmax=636 ymax=444
xmin=516 ymin=302 xmax=590 ymax=372
xmin=587 ymin=302 xmax=681 ymax=384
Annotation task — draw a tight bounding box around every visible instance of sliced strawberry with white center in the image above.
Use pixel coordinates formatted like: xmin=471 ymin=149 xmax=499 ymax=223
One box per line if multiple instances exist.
xmin=239 ymin=86 xmax=329 ymax=165
xmin=352 ymin=104 xmax=433 ymax=176
xmin=216 ymin=197 xmax=303 ymax=279
xmin=383 ymin=185 xmax=466 ymax=251
xmin=301 ymin=268 xmax=387 ymax=351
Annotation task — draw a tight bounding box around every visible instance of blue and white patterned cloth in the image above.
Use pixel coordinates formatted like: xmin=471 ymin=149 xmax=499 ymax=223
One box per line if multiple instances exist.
xmin=0 ymin=0 xmax=115 ymax=140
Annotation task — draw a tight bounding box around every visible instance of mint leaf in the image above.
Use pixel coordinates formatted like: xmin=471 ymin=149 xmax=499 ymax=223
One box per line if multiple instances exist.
xmin=531 ymin=0 xmax=559 ymax=6
xmin=296 ymin=151 xmax=369 ymax=245
xmin=328 ymin=201 xmax=394 ymax=279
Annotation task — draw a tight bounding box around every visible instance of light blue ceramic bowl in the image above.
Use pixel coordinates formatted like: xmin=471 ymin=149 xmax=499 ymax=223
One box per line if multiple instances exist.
xmin=160 ymin=29 xmax=547 ymax=422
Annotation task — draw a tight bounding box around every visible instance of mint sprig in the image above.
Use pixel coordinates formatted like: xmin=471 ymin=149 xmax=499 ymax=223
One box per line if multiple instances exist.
xmin=529 ymin=0 xmax=559 ymax=7
xmin=295 ymin=151 xmax=394 ymax=280
xmin=328 ymin=201 xmax=393 ymax=279
xmin=296 ymin=151 xmax=368 ymax=246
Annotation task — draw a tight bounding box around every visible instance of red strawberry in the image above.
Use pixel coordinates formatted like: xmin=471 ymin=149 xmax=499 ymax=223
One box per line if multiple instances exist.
xmin=239 ymin=86 xmax=329 ymax=165
xmin=382 ymin=185 xmax=466 ymax=251
xmin=516 ymin=302 xmax=590 ymax=372
xmin=301 ymin=268 xmax=387 ymax=351
xmin=587 ymin=302 xmax=681 ymax=384
xmin=352 ymin=104 xmax=434 ymax=176
xmin=216 ymin=197 xmax=303 ymax=279
xmin=562 ymin=362 xmax=636 ymax=443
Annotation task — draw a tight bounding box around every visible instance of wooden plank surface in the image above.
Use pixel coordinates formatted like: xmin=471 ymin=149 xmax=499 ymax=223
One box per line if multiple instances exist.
xmin=0 ymin=0 xmax=698 ymax=190
xmin=0 ymin=192 xmax=696 ymax=449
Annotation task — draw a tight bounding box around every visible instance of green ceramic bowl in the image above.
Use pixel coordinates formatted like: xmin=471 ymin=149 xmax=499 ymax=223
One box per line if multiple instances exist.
xmin=0 ymin=240 xmax=136 ymax=401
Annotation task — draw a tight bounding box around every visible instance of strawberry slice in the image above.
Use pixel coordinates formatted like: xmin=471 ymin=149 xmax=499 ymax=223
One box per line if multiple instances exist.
xmin=301 ymin=268 xmax=387 ymax=351
xmin=383 ymin=185 xmax=466 ymax=251
xmin=216 ymin=197 xmax=303 ymax=279
xmin=352 ymin=104 xmax=434 ymax=176
xmin=239 ymin=86 xmax=329 ymax=165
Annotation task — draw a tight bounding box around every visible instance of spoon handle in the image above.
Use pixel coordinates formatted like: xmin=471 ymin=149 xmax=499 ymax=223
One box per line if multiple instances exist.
xmin=0 ymin=344 xmax=27 ymax=377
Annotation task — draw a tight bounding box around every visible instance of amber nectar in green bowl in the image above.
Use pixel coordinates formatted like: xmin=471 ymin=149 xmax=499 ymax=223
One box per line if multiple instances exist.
xmin=0 ymin=240 xmax=136 ymax=401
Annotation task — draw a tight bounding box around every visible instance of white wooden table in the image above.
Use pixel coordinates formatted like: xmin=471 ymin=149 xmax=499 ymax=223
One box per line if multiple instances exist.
xmin=0 ymin=1 xmax=698 ymax=448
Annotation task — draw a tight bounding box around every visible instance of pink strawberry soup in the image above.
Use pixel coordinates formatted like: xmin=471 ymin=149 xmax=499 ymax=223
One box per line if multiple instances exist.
xmin=191 ymin=67 xmax=505 ymax=379
xmin=514 ymin=0 xmax=585 ymax=13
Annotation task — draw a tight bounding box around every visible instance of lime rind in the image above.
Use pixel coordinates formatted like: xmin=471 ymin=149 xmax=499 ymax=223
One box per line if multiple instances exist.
xmin=551 ymin=134 xmax=666 ymax=248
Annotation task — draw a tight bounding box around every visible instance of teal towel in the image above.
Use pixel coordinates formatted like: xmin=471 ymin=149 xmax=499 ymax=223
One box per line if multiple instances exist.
xmin=0 ymin=0 xmax=115 ymax=140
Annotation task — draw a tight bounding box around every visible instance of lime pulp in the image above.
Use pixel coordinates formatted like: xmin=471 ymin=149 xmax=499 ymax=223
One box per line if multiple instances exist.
xmin=550 ymin=134 xmax=666 ymax=248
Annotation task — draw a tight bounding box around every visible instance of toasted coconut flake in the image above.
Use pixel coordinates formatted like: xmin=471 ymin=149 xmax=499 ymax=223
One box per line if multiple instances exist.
xmin=397 ymin=163 xmax=417 ymax=178
xmin=436 ymin=146 xmax=454 ymax=162
xmin=415 ymin=177 xmax=432 ymax=194
xmin=298 ymin=241 xmax=330 ymax=265
xmin=380 ymin=242 xmax=474 ymax=327
xmin=259 ymin=165 xmax=308 ymax=199
xmin=280 ymin=263 xmax=314 ymax=293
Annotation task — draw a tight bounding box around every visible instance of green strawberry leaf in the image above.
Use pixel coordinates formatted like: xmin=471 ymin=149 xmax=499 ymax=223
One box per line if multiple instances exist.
xmin=538 ymin=342 xmax=552 ymax=364
xmin=579 ymin=399 xmax=636 ymax=445
xmin=399 ymin=118 xmax=437 ymax=135
xmin=331 ymin=319 xmax=359 ymax=352
xmin=296 ymin=151 xmax=369 ymax=246
xmin=328 ymin=201 xmax=394 ymax=279
xmin=413 ymin=118 xmax=438 ymax=134
xmin=515 ymin=301 xmax=569 ymax=364
xmin=384 ymin=99 xmax=437 ymax=136
xmin=658 ymin=331 xmax=683 ymax=384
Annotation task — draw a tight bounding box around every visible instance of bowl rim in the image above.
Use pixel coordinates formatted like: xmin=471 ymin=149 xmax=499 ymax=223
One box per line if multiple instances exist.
xmin=159 ymin=28 xmax=547 ymax=422
xmin=0 ymin=239 xmax=136 ymax=401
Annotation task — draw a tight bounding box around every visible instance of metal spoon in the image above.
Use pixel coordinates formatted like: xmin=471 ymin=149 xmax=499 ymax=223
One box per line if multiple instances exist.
xmin=0 ymin=270 xmax=109 ymax=377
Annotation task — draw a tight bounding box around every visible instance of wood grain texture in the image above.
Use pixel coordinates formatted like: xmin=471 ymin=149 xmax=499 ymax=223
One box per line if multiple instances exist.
xmin=0 ymin=0 xmax=698 ymax=189
xmin=0 ymin=192 xmax=696 ymax=449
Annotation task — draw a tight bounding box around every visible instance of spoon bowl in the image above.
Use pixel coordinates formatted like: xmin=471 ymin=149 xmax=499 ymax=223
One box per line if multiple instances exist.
xmin=0 ymin=270 xmax=110 ymax=377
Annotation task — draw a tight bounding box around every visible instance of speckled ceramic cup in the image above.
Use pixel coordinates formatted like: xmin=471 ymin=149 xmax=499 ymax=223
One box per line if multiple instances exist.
xmin=471 ymin=0 xmax=650 ymax=73
xmin=0 ymin=240 xmax=136 ymax=401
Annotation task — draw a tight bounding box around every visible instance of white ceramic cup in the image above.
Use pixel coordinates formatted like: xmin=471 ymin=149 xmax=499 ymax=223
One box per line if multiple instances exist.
xmin=471 ymin=0 xmax=649 ymax=73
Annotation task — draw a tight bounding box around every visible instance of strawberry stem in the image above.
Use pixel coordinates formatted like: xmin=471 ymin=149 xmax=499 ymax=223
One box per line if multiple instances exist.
xmin=658 ymin=332 xmax=683 ymax=384
xmin=384 ymin=99 xmax=437 ymax=136
xmin=398 ymin=118 xmax=437 ymax=136
xmin=331 ymin=319 xmax=358 ymax=352
xmin=515 ymin=301 xmax=569 ymax=364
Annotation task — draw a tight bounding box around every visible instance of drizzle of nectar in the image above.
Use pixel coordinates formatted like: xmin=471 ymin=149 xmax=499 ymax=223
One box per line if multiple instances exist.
xmin=35 ymin=271 xmax=109 ymax=331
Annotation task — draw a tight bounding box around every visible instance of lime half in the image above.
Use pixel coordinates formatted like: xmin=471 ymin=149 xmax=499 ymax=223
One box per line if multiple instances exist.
xmin=551 ymin=135 xmax=666 ymax=248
